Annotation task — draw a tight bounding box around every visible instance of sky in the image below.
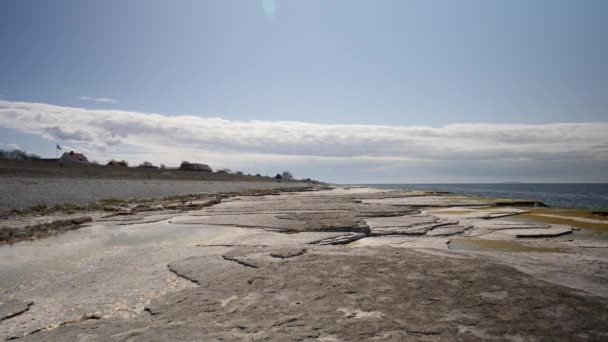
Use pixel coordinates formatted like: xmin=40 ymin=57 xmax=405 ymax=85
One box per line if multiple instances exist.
xmin=0 ymin=0 xmax=607 ymax=183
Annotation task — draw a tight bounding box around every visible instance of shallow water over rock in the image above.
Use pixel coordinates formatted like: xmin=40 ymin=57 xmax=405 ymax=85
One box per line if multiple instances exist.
xmin=448 ymin=238 xmax=564 ymax=253
xmin=0 ymin=220 xmax=239 ymax=292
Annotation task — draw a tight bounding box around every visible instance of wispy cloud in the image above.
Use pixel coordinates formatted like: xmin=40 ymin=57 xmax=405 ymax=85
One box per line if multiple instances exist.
xmin=0 ymin=100 xmax=606 ymax=182
xmin=79 ymin=96 xmax=118 ymax=103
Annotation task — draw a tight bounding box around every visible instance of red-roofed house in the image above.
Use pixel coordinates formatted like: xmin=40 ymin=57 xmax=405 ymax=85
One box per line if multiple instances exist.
xmin=59 ymin=151 xmax=90 ymax=165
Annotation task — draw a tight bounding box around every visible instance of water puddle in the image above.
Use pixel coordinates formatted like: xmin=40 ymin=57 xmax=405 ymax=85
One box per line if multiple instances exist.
xmin=0 ymin=220 xmax=240 ymax=292
xmin=496 ymin=216 xmax=608 ymax=241
xmin=448 ymin=238 xmax=564 ymax=253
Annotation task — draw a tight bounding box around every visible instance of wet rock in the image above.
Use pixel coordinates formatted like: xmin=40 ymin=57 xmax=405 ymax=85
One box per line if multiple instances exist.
xmin=426 ymin=225 xmax=470 ymax=236
xmin=365 ymin=215 xmax=438 ymax=228
xmin=368 ymin=220 xmax=459 ymax=236
xmin=465 ymin=220 xmax=552 ymax=231
xmin=505 ymin=225 xmax=574 ymax=238
xmin=310 ymin=232 xmax=367 ymax=245
xmin=430 ymin=207 xmax=529 ymax=219
xmin=270 ymin=248 xmax=307 ymax=259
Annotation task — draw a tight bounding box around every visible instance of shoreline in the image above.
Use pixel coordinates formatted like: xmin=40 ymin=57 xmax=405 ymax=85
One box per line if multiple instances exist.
xmin=2 ymin=182 xmax=607 ymax=246
xmin=0 ymin=184 xmax=321 ymax=245
xmin=0 ymin=176 xmax=314 ymax=211
xmin=1 ymin=185 xmax=607 ymax=340
xmin=353 ymin=183 xmax=608 ymax=210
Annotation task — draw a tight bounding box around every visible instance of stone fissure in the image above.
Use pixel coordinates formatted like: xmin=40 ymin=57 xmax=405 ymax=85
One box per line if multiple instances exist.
xmin=222 ymin=255 xmax=259 ymax=268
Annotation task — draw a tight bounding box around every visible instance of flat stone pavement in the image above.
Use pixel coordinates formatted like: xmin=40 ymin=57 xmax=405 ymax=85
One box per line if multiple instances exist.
xmin=2 ymin=187 xmax=608 ymax=341
xmin=20 ymin=247 xmax=608 ymax=341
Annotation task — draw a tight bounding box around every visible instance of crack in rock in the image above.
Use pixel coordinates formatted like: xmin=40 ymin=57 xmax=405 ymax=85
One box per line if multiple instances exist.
xmin=0 ymin=300 xmax=33 ymax=322
xmin=168 ymin=266 xmax=200 ymax=285
xmin=8 ymin=314 xmax=100 ymax=340
xmin=222 ymin=255 xmax=259 ymax=268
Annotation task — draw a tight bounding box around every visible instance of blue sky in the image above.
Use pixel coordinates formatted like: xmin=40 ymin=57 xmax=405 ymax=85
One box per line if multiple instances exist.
xmin=0 ymin=0 xmax=607 ymax=182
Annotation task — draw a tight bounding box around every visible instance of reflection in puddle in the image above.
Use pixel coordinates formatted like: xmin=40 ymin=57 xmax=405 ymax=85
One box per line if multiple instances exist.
xmin=448 ymin=238 xmax=564 ymax=253
xmin=0 ymin=220 xmax=239 ymax=292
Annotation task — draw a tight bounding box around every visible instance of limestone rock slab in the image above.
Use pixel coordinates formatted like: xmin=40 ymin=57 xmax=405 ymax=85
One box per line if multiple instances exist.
xmin=25 ymin=247 xmax=608 ymax=341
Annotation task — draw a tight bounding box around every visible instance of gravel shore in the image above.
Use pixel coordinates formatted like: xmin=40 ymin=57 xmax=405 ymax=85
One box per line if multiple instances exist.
xmin=0 ymin=176 xmax=309 ymax=211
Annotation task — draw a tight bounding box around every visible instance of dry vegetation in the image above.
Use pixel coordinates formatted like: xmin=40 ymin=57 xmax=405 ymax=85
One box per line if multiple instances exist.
xmin=0 ymin=159 xmax=280 ymax=182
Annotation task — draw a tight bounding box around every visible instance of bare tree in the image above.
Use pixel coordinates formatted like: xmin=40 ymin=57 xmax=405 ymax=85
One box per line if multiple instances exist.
xmin=0 ymin=149 xmax=40 ymax=160
xmin=281 ymin=171 xmax=294 ymax=180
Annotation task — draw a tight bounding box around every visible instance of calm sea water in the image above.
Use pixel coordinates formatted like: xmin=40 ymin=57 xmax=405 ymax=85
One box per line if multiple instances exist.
xmin=356 ymin=183 xmax=608 ymax=210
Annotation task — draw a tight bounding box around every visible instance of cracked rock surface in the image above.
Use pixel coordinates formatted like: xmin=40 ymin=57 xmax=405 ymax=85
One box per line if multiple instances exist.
xmin=0 ymin=300 xmax=32 ymax=322
xmin=22 ymin=247 xmax=608 ymax=341
xmin=2 ymin=186 xmax=608 ymax=341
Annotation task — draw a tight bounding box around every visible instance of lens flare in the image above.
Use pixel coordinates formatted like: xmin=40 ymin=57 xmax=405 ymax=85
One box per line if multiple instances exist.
xmin=262 ymin=0 xmax=276 ymax=18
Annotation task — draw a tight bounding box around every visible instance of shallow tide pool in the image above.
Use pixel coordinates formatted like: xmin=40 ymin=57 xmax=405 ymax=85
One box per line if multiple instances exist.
xmin=0 ymin=220 xmax=240 ymax=292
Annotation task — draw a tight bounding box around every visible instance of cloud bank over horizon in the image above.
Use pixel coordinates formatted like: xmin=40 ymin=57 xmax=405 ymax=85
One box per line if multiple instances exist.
xmin=0 ymin=100 xmax=607 ymax=183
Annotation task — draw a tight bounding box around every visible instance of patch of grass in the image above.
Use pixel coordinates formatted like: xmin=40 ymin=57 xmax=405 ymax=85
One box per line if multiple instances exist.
xmin=98 ymin=198 xmax=127 ymax=206
xmin=0 ymin=217 xmax=93 ymax=245
xmin=53 ymin=203 xmax=84 ymax=211
xmin=29 ymin=204 xmax=49 ymax=212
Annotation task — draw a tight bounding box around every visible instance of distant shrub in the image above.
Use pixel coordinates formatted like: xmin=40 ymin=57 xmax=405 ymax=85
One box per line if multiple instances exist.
xmin=235 ymin=171 xmax=244 ymax=175
xmin=138 ymin=161 xmax=158 ymax=168
xmin=217 ymin=168 xmax=232 ymax=174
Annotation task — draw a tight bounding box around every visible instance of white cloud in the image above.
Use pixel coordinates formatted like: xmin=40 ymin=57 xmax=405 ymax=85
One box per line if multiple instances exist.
xmin=0 ymin=100 xmax=607 ymax=182
xmin=79 ymin=96 xmax=118 ymax=103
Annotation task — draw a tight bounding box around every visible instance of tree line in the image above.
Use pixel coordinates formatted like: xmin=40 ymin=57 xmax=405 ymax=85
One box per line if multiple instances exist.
xmin=0 ymin=149 xmax=41 ymax=160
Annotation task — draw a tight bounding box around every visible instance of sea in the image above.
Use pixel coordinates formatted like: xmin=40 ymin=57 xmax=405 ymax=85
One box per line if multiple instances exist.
xmin=355 ymin=183 xmax=608 ymax=210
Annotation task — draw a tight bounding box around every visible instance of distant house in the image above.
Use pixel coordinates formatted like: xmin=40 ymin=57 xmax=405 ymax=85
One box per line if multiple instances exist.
xmin=107 ymin=160 xmax=128 ymax=167
xmin=179 ymin=161 xmax=212 ymax=172
xmin=59 ymin=151 xmax=89 ymax=165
